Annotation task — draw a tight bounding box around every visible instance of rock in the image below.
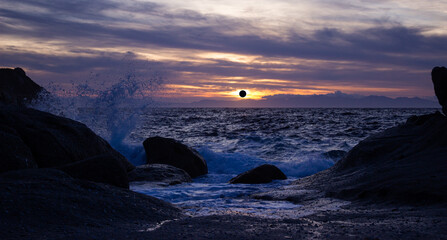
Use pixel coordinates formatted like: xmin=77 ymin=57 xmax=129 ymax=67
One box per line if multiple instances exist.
xmin=229 ymin=164 xmax=287 ymax=184
xmin=322 ymin=150 xmax=347 ymax=161
xmin=285 ymin=112 xmax=447 ymax=205
xmin=0 ymin=68 xmax=45 ymax=106
xmin=129 ymin=164 xmax=192 ymax=185
xmin=432 ymin=66 xmax=447 ymax=115
xmin=0 ymin=104 xmax=135 ymax=173
xmin=0 ymin=70 xmax=134 ymax=187
xmin=0 ymin=168 xmax=182 ymax=239
xmin=57 ymin=154 xmax=129 ymax=188
xmin=143 ymin=136 xmax=207 ymax=178
xmin=0 ymin=125 xmax=37 ymax=173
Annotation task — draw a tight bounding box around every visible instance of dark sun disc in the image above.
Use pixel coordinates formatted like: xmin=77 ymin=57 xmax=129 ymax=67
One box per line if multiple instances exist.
xmin=239 ymin=90 xmax=247 ymax=98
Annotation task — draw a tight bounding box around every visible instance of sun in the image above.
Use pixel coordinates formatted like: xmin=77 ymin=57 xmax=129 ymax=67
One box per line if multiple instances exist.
xmin=229 ymin=89 xmax=265 ymax=99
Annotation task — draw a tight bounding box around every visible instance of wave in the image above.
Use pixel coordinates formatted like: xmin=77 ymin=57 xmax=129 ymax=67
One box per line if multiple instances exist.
xmin=197 ymin=146 xmax=335 ymax=179
xmin=29 ymin=57 xmax=165 ymax=164
xmin=277 ymin=156 xmax=334 ymax=178
xmin=197 ymin=146 xmax=268 ymax=175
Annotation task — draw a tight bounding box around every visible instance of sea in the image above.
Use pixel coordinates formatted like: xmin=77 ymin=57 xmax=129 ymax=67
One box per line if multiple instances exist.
xmin=31 ymin=78 xmax=437 ymax=218
xmin=67 ymin=106 xmax=437 ymax=218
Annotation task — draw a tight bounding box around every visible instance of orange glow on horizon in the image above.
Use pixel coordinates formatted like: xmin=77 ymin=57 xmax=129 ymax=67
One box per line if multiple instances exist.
xmin=163 ymin=84 xmax=334 ymax=100
xmin=160 ymin=82 xmax=420 ymax=101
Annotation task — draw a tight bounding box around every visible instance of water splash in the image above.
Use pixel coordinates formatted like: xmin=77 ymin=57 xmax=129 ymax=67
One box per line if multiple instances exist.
xmin=30 ymin=56 xmax=165 ymax=165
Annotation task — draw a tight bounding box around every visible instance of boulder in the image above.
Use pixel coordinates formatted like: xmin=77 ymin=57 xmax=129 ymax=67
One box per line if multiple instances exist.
xmin=129 ymin=163 xmax=192 ymax=185
xmin=0 ymin=68 xmax=135 ymax=188
xmin=283 ymin=112 xmax=447 ymax=205
xmin=0 ymin=168 xmax=182 ymax=239
xmin=143 ymin=136 xmax=207 ymax=178
xmin=0 ymin=67 xmax=44 ymax=106
xmin=0 ymin=105 xmax=135 ymax=173
xmin=57 ymin=154 xmax=129 ymax=188
xmin=432 ymin=66 xmax=447 ymax=115
xmin=229 ymin=164 xmax=287 ymax=184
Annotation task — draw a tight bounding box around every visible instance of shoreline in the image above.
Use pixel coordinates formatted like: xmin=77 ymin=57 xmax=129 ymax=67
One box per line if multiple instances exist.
xmin=1 ymin=68 xmax=446 ymax=239
xmin=135 ymin=202 xmax=447 ymax=240
xmin=2 ymin=109 xmax=447 ymax=239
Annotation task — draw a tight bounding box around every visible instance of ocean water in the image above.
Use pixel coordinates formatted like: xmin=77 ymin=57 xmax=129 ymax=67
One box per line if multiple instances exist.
xmin=30 ymin=75 xmax=437 ymax=218
xmin=84 ymin=107 xmax=436 ymax=218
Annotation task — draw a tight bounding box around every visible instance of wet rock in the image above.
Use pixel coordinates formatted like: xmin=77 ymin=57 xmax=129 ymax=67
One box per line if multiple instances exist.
xmin=229 ymin=164 xmax=287 ymax=184
xmin=57 ymin=154 xmax=129 ymax=189
xmin=0 ymin=69 xmax=135 ymax=188
xmin=432 ymin=66 xmax=447 ymax=115
xmin=0 ymin=105 xmax=134 ymax=173
xmin=0 ymin=168 xmax=182 ymax=239
xmin=129 ymin=164 xmax=192 ymax=185
xmin=0 ymin=68 xmax=45 ymax=106
xmin=287 ymin=112 xmax=447 ymax=205
xmin=143 ymin=136 xmax=207 ymax=178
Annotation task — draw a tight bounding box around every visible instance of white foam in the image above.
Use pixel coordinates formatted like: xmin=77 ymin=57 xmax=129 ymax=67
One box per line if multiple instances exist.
xmin=197 ymin=146 xmax=334 ymax=179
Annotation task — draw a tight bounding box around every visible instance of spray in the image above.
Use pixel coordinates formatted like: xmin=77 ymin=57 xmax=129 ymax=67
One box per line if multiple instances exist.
xmin=30 ymin=54 xmax=165 ymax=165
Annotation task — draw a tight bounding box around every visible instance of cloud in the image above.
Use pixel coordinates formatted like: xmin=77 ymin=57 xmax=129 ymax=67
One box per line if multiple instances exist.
xmin=2 ymin=1 xmax=446 ymax=60
xmin=0 ymin=0 xmax=446 ymax=98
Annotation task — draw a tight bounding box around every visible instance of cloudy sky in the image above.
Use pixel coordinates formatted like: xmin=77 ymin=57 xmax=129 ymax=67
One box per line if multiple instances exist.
xmin=1 ymin=0 xmax=446 ymax=101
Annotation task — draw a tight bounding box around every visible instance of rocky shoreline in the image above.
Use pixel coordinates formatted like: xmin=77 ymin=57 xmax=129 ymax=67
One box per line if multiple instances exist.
xmin=1 ymin=67 xmax=447 ymax=239
xmin=0 ymin=169 xmax=183 ymax=240
xmin=253 ymin=112 xmax=447 ymax=206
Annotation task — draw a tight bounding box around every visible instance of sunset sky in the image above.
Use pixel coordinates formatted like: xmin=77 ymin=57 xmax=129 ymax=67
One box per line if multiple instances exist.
xmin=1 ymin=0 xmax=447 ymax=101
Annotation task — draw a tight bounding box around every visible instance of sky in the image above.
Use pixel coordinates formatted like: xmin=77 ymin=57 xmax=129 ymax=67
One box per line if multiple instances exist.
xmin=1 ymin=0 xmax=447 ymax=102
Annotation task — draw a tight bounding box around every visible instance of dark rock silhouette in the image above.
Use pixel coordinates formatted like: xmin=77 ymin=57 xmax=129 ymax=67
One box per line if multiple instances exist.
xmin=255 ymin=112 xmax=447 ymax=205
xmin=229 ymin=164 xmax=287 ymax=184
xmin=0 ymin=69 xmax=135 ymax=189
xmin=129 ymin=163 xmax=192 ymax=185
xmin=0 ymin=68 xmax=185 ymax=238
xmin=143 ymin=136 xmax=208 ymax=178
xmin=0 ymin=105 xmax=134 ymax=173
xmin=0 ymin=68 xmax=45 ymax=105
xmin=57 ymin=154 xmax=129 ymax=188
xmin=0 ymin=168 xmax=182 ymax=239
xmin=432 ymin=66 xmax=447 ymax=115
xmin=0 ymin=70 xmax=134 ymax=179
